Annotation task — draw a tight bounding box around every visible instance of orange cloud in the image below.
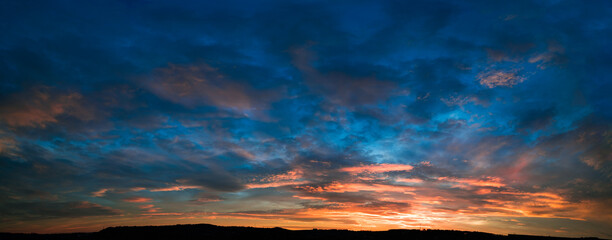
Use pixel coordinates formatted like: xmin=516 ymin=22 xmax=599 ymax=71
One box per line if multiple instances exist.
xmin=149 ymin=185 xmax=201 ymax=192
xmin=123 ymin=197 xmax=153 ymax=203
xmin=91 ymin=188 xmax=112 ymax=197
xmin=246 ymin=170 xmax=308 ymax=189
xmin=246 ymin=180 xmax=310 ymax=189
xmin=340 ymin=164 xmax=413 ymax=174
xmin=298 ymin=182 xmax=414 ymax=194
xmin=437 ymin=176 xmax=505 ymax=188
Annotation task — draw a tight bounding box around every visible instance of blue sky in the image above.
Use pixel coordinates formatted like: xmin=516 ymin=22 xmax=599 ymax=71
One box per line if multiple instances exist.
xmin=1 ymin=0 xmax=611 ymax=237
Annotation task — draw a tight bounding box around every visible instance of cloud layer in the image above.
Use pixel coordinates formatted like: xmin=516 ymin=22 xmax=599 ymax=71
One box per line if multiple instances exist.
xmin=1 ymin=0 xmax=611 ymax=238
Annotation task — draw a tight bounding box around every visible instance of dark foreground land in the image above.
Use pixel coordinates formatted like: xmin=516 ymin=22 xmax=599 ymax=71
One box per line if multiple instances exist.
xmin=0 ymin=224 xmax=604 ymax=240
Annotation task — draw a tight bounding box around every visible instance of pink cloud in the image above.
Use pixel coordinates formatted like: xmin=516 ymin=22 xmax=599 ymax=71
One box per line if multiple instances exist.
xmin=0 ymin=87 xmax=97 ymax=128
xmin=91 ymin=188 xmax=113 ymax=197
xmin=340 ymin=163 xmax=414 ymax=174
xmin=144 ymin=63 xmax=278 ymax=112
xmin=528 ymin=41 xmax=565 ymax=68
xmin=477 ymin=70 xmax=525 ymax=88
xmin=0 ymin=134 xmax=18 ymax=156
xmin=259 ymin=170 xmax=303 ymax=182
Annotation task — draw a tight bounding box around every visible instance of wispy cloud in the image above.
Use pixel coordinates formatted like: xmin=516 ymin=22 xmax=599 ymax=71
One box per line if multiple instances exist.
xmin=123 ymin=197 xmax=153 ymax=203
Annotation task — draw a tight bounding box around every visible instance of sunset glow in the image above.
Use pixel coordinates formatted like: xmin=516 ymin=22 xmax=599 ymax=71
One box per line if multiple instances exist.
xmin=1 ymin=0 xmax=611 ymax=238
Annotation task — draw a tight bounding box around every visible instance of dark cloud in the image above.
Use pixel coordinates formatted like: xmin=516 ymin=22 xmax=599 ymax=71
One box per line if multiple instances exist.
xmin=291 ymin=46 xmax=397 ymax=106
xmin=516 ymin=107 xmax=557 ymax=131
xmin=0 ymin=201 xmax=120 ymax=220
xmin=181 ymin=169 xmax=245 ymax=192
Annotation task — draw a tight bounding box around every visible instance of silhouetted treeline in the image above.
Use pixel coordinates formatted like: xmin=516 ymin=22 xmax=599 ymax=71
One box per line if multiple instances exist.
xmin=0 ymin=223 xmax=605 ymax=240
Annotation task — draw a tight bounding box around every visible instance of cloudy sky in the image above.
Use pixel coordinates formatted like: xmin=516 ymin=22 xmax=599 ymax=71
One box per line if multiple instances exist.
xmin=1 ymin=0 xmax=611 ymax=238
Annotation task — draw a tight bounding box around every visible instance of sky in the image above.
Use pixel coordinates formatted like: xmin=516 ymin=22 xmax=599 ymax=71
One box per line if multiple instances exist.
xmin=0 ymin=0 xmax=611 ymax=238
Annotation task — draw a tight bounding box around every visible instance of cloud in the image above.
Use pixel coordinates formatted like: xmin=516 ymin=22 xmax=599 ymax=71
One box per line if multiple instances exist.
xmin=0 ymin=133 xmax=18 ymax=157
xmin=144 ymin=63 xmax=279 ymax=111
xmin=528 ymin=41 xmax=566 ymax=68
xmin=0 ymin=87 xmax=96 ymax=128
xmin=91 ymin=188 xmax=112 ymax=197
xmin=149 ymin=185 xmax=201 ymax=192
xmin=123 ymin=197 xmax=153 ymax=203
xmin=0 ymin=201 xmax=120 ymax=220
xmin=437 ymin=176 xmax=505 ymax=188
xmin=291 ymin=46 xmax=397 ymax=106
xmin=477 ymin=70 xmax=525 ymax=88
xmin=297 ymin=182 xmax=415 ymax=194
xmin=179 ymin=169 xmax=245 ymax=192
xmin=0 ymin=0 xmax=611 ymax=237
xmin=247 ymin=170 xmax=309 ymax=189
xmin=339 ymin=164 xmax=414 ymax=174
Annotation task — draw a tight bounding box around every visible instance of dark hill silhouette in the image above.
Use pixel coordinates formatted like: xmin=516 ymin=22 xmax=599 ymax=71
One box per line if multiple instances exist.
xmin=0 ymin=223 xmax=605 ymax=240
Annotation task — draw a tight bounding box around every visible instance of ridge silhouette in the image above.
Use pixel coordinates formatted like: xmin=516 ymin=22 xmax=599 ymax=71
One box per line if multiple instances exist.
xmin=0 ymin=223 xmax=604 ymax=240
